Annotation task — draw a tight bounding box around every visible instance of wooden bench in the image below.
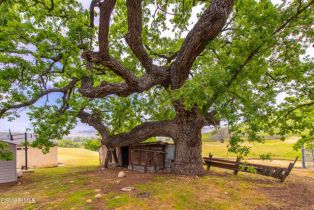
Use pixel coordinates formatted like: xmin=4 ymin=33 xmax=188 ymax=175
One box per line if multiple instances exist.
xmin=203 ymin=154 xmax=298 ymax=182
xmin=203 ymin=155 xmax=241 ymax=175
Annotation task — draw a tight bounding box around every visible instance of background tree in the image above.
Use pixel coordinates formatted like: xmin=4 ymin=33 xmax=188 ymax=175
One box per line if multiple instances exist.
xmin=58 ymin=139 xmax=81 ymax=148
xmin=0 ymin=0 xmax=313 ymax=174
xmin=0 ymin=142 xmax=13 ymax=160
xmin=84 ymin=138 xmax=102 ymax=151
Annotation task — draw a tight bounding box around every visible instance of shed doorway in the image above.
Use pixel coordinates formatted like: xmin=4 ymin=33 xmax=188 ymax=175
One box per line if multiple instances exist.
xmin=121 ymin=147 xmax=129 ymax=168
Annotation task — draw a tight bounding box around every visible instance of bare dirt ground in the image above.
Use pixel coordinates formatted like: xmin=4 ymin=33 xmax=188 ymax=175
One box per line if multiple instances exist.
xmin=255 ymin=169 xmax=314 ymax=210
xmin=1 ymin=146 xmax=314 ymax=210
xmin=0 ymin=166 xmax=314 ymax=209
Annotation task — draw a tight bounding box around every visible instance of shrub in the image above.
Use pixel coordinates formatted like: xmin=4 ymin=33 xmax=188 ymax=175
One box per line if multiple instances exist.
xmin=0 ymin=142 xmax=13 ymax=160
xmin=84 ymin=139 xmax=101 ymax=151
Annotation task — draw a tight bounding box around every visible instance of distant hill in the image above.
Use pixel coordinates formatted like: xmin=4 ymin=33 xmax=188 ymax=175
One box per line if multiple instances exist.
xmin=0 ymin=131 xmax=36 ymax=145
xmin=65 ymin=130 xmax=97 ymax=139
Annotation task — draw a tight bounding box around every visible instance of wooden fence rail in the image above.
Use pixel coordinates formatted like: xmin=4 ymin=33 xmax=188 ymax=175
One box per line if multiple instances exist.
xmin=203 ymin=154 xmax=298 ymax=182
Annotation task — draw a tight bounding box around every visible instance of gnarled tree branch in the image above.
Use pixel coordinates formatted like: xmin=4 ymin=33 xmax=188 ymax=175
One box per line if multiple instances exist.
xmin=281 ymin=100 xmax=314 ymax=119
xmin=79 ymin=69 xmax=169 ymax=98
xmin=78 ymin=109 xmax=176 ymax=147
xmin=0 ymin=79 xmax=78 ymax=118
xmin=99 ymin=0 xmax=116 ymax=54
xmin=81 ymin=51 xmax=139 ymax=86
xmin=170 ymin=0 xmax=235 ymax=89
xmin=125 ymin=0 xmax=155 ymax=72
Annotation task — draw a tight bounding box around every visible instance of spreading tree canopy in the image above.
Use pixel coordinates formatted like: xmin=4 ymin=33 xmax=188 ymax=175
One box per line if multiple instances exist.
xmin=0 ymin=0 xmax=313 ymax=174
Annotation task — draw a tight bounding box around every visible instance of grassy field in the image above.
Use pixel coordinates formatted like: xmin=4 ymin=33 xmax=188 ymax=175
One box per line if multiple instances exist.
xmin=0 ymin=144 xmax=313 ymax=209
xmin=202 ymin=138 xmax=301 ymax=160
xmin=58 ymin=148 xmax=100 ymax=166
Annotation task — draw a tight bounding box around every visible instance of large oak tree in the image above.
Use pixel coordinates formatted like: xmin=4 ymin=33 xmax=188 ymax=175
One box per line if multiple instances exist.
xmin=0 ymin=0 xmax=313 ymax=175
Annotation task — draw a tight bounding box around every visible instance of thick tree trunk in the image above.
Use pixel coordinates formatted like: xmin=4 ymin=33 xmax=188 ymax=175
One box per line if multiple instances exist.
xmin=173 ymin=123 xmax=205 ymax=176
xmin=172 ymin=108 xmax=206 ymax=176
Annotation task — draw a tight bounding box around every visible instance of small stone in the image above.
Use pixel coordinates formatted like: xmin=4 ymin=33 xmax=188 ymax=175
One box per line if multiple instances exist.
xmin=121 ymin=186 xmax=135 ymax=192
xmin=118 ymin=171 xmax=127 ymax=178
xmin=116 ymin=180 xmax=121 ymax=184
xmin=86 ymin=199 xmax=92 ymax=203
xmin=100 ymin=167 xmax=105 ymax=170
xmin=137 ymin=192 xmax=150 ymax=198
xmin=224 ymin=192 xmax=228 ymax=195
xmin=95 ymin=194 xmax=102 ymax=198
xmin=17 ymin=171 xmax=23 ymax=178
xmin=94 ymin=189 xmax=101 ymax=192
xmin=17 ymin=182 xmax=21 ymax=185
xmin=69 ymin=180 xmax=74 ymax=183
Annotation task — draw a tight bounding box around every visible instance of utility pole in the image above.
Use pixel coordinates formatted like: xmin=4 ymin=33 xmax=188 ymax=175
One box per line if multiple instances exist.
xmin=301 ymin=145 xmax=306 ymax=168
xmin=9 ymin=129 xmax=13 ymax=141
xmin=25 ymin=132 xmax=28 ymax=170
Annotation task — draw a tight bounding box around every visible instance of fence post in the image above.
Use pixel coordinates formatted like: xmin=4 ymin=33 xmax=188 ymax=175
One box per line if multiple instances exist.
xmin=9 ymin=129 xmax=13 ymax=141
xmin=234 ymin=157 xmax=240 ymax=175
xmin=207 ymin=154 xmax=213 ymax=171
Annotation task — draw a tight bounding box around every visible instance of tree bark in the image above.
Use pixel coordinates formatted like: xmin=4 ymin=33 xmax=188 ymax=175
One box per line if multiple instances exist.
xmin=173 ymin=121 xmax=205 ymax=176
xmin=171 ymin=105 xmax=206 ymax=176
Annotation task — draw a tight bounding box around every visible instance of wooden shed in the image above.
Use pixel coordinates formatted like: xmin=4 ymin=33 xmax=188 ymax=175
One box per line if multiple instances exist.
xmin=99 ymin=141 xmax=176 ymax=173
xmin=0 ymin=141 xmax=17 ymax=184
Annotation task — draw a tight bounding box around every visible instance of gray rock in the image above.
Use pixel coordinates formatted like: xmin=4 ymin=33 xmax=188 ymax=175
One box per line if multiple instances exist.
xmin=137 ymin=192 xmax=150 ymax=198
xmin=118 ymin=171 xmax=127 ymax=178
xmin=17 ymin=171 xmax=23 ymax=178
xmin=95 ymin=194 xmax=102 ymax=198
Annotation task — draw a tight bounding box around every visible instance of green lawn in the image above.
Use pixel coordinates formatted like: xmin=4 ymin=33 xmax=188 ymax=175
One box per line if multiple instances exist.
xmin=0 ymin=147 xmax=313 ymax=209
xmin=58 ymin=147 xmax=100 ymax=166
xmin=202 ymin=138 xmax=301 ymax=160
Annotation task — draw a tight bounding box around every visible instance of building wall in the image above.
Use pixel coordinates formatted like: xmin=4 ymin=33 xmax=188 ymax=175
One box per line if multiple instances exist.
xmin=165 ymin=144 xmax=175 ymax=169
xmin=17 ymin=146 xmax=58 ymax=169
xmin=0 ymin=143 xmax=17 ymax=184
xmin=99 ymin=146 xmax=121 ymax=167
xmin=99 ymin=143 xmax=176 ymax=172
